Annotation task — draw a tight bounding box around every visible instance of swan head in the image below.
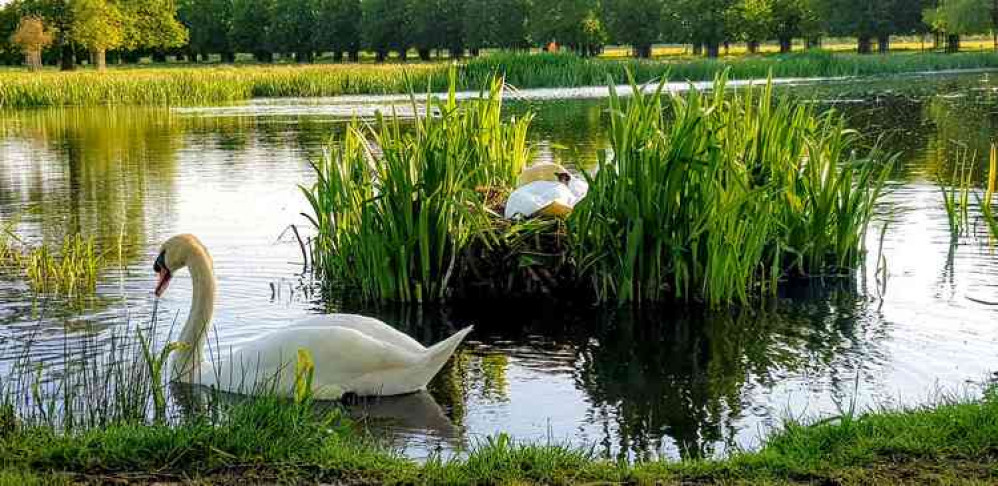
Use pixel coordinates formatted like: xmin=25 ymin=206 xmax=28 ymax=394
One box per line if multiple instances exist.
xmin=516 ymin=163 xmax=572 ymax=188
xmin=153 ymin=234 xmax=211 ymax=297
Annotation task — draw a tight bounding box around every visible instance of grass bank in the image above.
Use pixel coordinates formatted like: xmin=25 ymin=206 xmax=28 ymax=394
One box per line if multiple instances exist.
xmin=3 ymin=51 xmax=998 ymax=108
xmin=3 ymin=386 xmax=996 ymax=484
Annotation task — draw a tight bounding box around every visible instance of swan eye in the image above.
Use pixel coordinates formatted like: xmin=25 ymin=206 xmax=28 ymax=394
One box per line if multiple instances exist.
xmin=154 ymin=251 xmax=167 ymax=273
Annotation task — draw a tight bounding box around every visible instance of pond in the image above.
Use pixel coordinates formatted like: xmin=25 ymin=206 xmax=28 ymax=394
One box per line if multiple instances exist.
xmin=1 ymin=71 xmax=997 ymax=461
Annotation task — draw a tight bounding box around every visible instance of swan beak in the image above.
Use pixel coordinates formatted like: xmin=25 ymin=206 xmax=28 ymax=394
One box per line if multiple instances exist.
xmin=154 ymin=252 xmax=172 ymax=297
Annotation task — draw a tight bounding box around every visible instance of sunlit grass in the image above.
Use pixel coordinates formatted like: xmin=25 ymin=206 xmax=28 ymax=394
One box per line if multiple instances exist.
xmin=5 ymin=50 xmax=998 ymax=107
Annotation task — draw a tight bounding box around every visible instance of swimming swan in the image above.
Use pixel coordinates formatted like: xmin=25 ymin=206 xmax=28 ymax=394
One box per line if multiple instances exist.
xmin=152 ymin=234 xmax=473 ymax=399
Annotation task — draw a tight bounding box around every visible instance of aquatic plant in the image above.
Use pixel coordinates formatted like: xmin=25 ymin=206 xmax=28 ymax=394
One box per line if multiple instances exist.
xmin=302 ymin=71 xmax=533 ymax=302
xmin=570 ymin=73 xmax=891 ymax=306
xmin=980 ymin=145 xmax=998 ymax=240
xmin=0 ymin=230 xmax=104 ymax=297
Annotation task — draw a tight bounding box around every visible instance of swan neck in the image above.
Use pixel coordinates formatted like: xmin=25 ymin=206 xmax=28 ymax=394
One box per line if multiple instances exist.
xmin=174 ymin=250 xmax=215 ymax=380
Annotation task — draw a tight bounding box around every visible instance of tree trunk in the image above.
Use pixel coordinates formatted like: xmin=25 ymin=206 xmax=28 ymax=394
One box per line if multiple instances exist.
xmin=222 ymin=51 xmax=235 ymax=63
xmin=94 ymin=49 xmax=106 ymax=71
xmin=333 ymin=51 xmax=343 ymax=62
xmin=705 ymin=41 xmax=720 ymax=58
xmin=692 ymin=42 xmax=703 ymax=56
xmin=418 ymin=48 xmax=431 ymax=61
xmin=450 ymin=47 xmax=464 ymax=59
xmin=25 ymin=51 xmax=42 ymax=71
xmin=877 ymin=34 xmax=889 ymax=54
xmin=806 ymin=36 xmax=822 ymax=49
xmin=857 ymin=36 xmax=872 ymax=54
xmin=60 ymin=43 xmax=75 ymax=71
xmin=635 ymin=44 xmax=652 ymax=58
xmin=398 ymin=48 xmax=408 ymax=61
xmin=947 ymin=34 xmax=960 ymax=53
xmin=779 ymin=36 xmax=792 ymax=53
xmin=349 ymin=50 xmax=359 ymax=62
xmin=470 ymin=47 xmax=480 ymax=57
xmin=375 ymin=49 xmax=387 ymax=62
xmin=747 ymin=40 xmax=759 ymax=54
xmin=152 ymin=51 xmax=167 ymax=63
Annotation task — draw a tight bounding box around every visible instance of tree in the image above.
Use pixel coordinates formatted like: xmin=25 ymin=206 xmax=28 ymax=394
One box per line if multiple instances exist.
xmin=770 ymin=0 xmax=814 ymax=52
xmin=924 ymin=0 xmax=992 ymax=52
xmin=728 ymin=0 xmax=771 ymax=53
xmin=316 ymin=0 xmax=361 ymax=61
xmin=530 ymin=0 xmax=606 ymax=56
xmin=273 ymin=0 xmax=317 ymax=62
xmin=411 ymin=0 xmax=446 ymax=59
xmin=362 ymin=0 xmax=410 ymax=61
xmin=70 ymin=0 xmax=123 ymax=70
xmin=0 ymin=3 xmax=24 ymax=65
xmin=11 ymin=15 xmax=53 ymax=70
xmin=119 ymin=0 xmax=188 ymax=59
xmin=179 ymin=0 xmax=234 ymax=62
xmin=604 ymin=0 xmax=664 ymax=58
xmin=231 ymin=0 xmax=275 ymax=61
xmin=678 ymin=0 xmax=736 ymax=57
xmin=824 ymin=0 xmax=924 ymax=53
xmin=493 ymin=0 xmax=530 ymax=50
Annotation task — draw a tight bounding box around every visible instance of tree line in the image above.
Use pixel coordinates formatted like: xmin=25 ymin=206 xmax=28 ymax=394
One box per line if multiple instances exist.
xmin=1 ymin=0 xmax=995 ymax=70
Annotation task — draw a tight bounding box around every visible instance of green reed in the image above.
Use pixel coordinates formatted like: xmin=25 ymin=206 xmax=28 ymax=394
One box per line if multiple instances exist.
xmin=302 ymin=70 xmax=532 ymax=302
xmin=980 ymin=144 xmax=998 ymax=240
xmin=939 ymin=151 xmax=975 ymax=240
xmin=0 ymin=230 xmax=103 ymax=297
xmin=570 ymin=73 xmax=890 ymax=306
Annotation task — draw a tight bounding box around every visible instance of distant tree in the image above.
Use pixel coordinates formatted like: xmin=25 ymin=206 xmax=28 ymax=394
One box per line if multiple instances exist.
xmin=119 ymin=0 xmax=188 ymax=60
xmin=824 ymin=0 xmax=924 ymax=53
xmin=273 ymin=0 xmax=317 ymax=62
xmin=11 ymin=15 xmax=53 ymax=70
xmin=728 ymin=0 xmax=771 ymax=53
xmin=604 ymin=0 xmax=664 ymax=58
xmin=463 ymin=0 xmax=491 ymax=56
xmin=316 ymin=0 xmax=361 ymax=61
xmin=179 ymin=0 xmax=234 ymax=62
xmin=230 ymin=0 xmax=276 ymax=61
xmin=678 ymin=0 xmax=736 ymax=57
xmin=530 ymin=0 xmax=606 ymax=56
xmin=0 ymin=3 xmax=24 ymax=65
xmin=769 ymin=0 xmax=814 ymax=52
xmin=362 ymin=0 xmax=410 ymax=61
xmin=410 ymin=0 xmax=445 ymax=59
xmin=924 ymin=0 xmax=992 ymax=52
xmin=70 ymin=0 xmax=123 ymax=70
xmin=493 ymin=0 xmax=530 ymax=50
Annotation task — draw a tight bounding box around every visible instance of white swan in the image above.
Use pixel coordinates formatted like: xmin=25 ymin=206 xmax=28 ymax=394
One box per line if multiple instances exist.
xmin=505 ymin=163 xmax=589 ymax=219
xmin=152 ymin=234 xmax=473 ymax=399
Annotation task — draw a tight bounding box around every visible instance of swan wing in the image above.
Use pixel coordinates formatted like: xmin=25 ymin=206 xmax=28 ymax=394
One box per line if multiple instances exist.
xmin=289 ymin=314 xmax=426 ymax=353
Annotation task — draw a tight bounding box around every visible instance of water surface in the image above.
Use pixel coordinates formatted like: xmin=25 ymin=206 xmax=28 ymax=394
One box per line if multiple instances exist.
xmin=1 ymin=71 xmax=998 ymax=461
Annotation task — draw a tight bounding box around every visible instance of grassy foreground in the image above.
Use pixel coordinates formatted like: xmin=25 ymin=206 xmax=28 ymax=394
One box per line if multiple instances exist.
xmin=2 ymin=388 xmax=996 ymax=484
xmin=3 ymin=51 xmax=998 ymax=108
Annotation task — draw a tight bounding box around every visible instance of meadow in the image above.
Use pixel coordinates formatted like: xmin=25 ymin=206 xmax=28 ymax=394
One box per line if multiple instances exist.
xmin=3 ymin=50 xmax=998 ymax=108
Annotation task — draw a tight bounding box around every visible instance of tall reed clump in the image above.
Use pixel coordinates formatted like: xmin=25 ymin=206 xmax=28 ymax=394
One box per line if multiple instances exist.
xmin=570 ymin=73 xmax=890 ymax=306
xmin=302 ymin=71 xmax=532 ymax=302
xmin=0 ymin=228 xmax=103 ymax=297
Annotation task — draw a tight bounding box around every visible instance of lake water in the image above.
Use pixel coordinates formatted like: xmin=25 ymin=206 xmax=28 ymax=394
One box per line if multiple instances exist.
xmin=1 ymin=71 xmax=998 ymax=461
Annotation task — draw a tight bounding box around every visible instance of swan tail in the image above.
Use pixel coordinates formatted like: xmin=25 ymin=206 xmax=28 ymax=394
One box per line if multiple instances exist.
xmin=418 ymin=326 xmax=473 ymax=386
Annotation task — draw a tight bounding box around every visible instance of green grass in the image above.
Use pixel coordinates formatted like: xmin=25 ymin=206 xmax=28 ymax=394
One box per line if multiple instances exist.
xmin=3 ymin=385 xmax=997 ymax=484
xmin=4 ymin=50 xmax=998 ymax=107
